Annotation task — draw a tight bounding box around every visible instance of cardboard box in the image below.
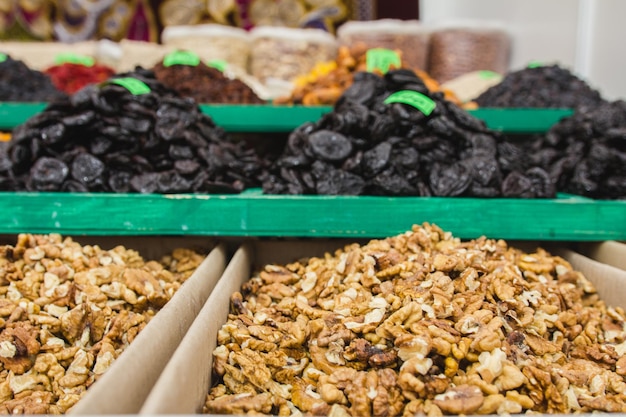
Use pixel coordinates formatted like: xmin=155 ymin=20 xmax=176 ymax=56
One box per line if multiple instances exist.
xmin=42 ymin=236 xmax=227 ymax=414
xmin=572 ymin=241 xmax=626 ymax=271
xmin=141 ymin=239 xmax=626 ymax=415
xmin=140 ymin=239 xmax=350 ymax=414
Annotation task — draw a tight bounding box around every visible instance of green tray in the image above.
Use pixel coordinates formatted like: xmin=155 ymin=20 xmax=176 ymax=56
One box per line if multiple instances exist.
xmin=0 ymin=191 xmax=622 ymax=240
xmin=0 ymin=103 xmax=573 ymax=133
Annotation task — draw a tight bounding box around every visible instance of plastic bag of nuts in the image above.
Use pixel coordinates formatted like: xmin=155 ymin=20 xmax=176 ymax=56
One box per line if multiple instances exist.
xmin=161 ymin=24 xmax=251 ymax=72
xmin=249 ymin=26 xmax=338 ymax=83
xmin=337 ymin=19 xmax=430 ymax=71
xmin=428 ymin=20 xmax=511 ymax=84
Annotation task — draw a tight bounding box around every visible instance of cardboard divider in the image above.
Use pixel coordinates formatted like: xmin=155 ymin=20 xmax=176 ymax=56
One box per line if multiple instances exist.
xmin=69 ymin=241 xmax=227 ymax=414
xmin=140 ymin=244 xmax=252 ymax=414
xmin=139 ymin=240 xmax=626 ymax=415
xmin=555 ymin=247 xmax=626 ymax=310
xmin=573 ymin=241 xmax=626 ymax=271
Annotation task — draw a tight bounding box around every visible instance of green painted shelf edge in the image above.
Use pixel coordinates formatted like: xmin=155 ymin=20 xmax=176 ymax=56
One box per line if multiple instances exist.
xmin=0 ymin=103 xmax=573 ymax=133
xmin=0 ymin=102 xmax=48 ymax=129
xmin=0 ymin=191 xmax=622 ymax=240
xmin=468 ymin=108 xmax=574 ymax=133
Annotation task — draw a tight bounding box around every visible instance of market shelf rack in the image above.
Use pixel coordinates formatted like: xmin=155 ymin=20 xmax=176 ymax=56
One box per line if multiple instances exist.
xmin=0 ymin=103 xmax=574 ymax=133
xmin=0 ymin=191 xmax=622 ymax=240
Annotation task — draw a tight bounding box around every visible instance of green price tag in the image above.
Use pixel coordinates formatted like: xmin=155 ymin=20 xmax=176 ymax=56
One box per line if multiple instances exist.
xmin=366 ymin=48 xmax=401 ymax=74
xmin=163 ymin=50 xmax=200 ymax=67
xmin=478 ymin=70 xmax=499 ymax=80
xmin=207 ymin=59 xmax=228 ymax=72
xmin=527 ymin=60 xmax=543 ymax=69
xmin=0 ymin=53 xmax=7 ymax=63
xmin=109 ymin=77 xmax=151 ymax=95
xmin=384 ymin=90 xmax=436 ymax=116
xmin=54 ymin=53 xmax=95 ymax=67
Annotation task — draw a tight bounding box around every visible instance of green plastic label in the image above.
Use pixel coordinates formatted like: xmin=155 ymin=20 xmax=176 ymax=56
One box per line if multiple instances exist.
xmin=366 ymin=48 xmax=401 ymax=74
xmin=54 ymin=53 xmax=95 ymax=67
xmin=527 ymin=60 xmax=543 ymax=69
xmin=110 ymin=77 xmax=151 ymax=95
xmin=0 ymin=53 xmax=7 ymax=63
xmin=478 ymin=70 xmax=499 ymax=80
xmin=384 ymin=90 xmax=436 ymax=116
xmin=163 ymin=50 xmax=200 ymax=67
xmin=207 ymin=59 xmax=228 ymax=72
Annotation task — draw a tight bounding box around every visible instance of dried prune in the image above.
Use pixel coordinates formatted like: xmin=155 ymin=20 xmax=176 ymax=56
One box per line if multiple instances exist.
xmin=369 ymin=168 xmax=417 ymax=196
xmin=30 ymin=157 xmax=69 ymax=190
xmin=312 ymin=162 xmax=365 ymax=195
xmin=40 ymin=124 xmax=66 ymax=145
xmin=520 ymin=99 xmax=626 ymax=199
xmin=264 ymin=69 xmax=553 ymax=198
xmin=174 ymin=160 xmax=201 ymax=175
xmin=1 ymin=68 xmax=265 ymax=194
xmin=474 ymin=65 xmax=604 ymax=109
xmin=108 ymin=171 xmax=133 ymax=193
xmin=502 ymin=168 xmax=553 ymax=198
xmin=308 ymin=130 xmax=353 ymax=162
xmin=361 ymin=142 xmax=391 ymax=177
xmin=429 ymin=163 xmax=471 ymax=197
xmin=71 ymin=153 xmax=105 ymax=185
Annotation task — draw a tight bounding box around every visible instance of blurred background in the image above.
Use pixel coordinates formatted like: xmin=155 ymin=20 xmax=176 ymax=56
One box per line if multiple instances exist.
xmin=1 ymin=0 xmax=624 ymax=98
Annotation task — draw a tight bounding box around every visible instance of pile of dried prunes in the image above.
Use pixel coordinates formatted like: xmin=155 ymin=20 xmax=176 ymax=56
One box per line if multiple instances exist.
xmin=513 ymin=100 xmax=625 ymax=199
xmin=262 ymin=69 xmax=554 ymax=197
xmin=474 ymin=64 xmax=604 ymax=109
xmin=0 ymin=68 xmax=263 ymax=193
xmin=0 ymin=55 xmax=67 ymax=102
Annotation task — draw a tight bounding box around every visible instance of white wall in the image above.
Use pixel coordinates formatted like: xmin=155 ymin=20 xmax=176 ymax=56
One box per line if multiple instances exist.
xmin=420 ymin=0 xmax=626 ymax=100
xmin=580 ymin=0 xmax=626 ymax=100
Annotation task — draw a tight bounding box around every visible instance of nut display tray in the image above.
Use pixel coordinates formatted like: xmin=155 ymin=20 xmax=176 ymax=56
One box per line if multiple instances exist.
xmin=0 ymin=235 xmax=225 ymax=414
xmin=139 ymin=240 xmax=626 ymax=414
xmin=0 ymin=102 xmax=574 ymax=133
xmin=0 ymin=191 xmax=623 ymax=240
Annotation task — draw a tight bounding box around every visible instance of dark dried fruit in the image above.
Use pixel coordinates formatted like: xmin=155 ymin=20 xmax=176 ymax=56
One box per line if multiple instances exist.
xmin=0 ymin=55 xmax=67 ymax=102
xmin=152 ymin=61 xmax=264 ymax=104
xmin=29 ymin=157 xmax=69 ymax=191
xmin=474 ymin=65 xmax=604 ymax=109
xmin=71 ymin=153 xmax=105 ymax=185
xmin=308 ymin=130 xmax=353 ymax=162
xmin=509 ymin=99 xmax=626 ymax=199
xmin=264 ymin=69 xmax=552 ymax=197
xmin=0 ymin=68 xmax=265 ymax=194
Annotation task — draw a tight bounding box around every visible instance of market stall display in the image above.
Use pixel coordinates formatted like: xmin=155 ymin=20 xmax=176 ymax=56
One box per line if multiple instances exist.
xmin=275 ymin=44 xmax=462 ymax=106
xmin=474 ymin=64 xmax=605 ymax=109
xmin=541 ymin=99 xmax=626 ymax=199
xmin=0 ymin=233 xmax=207 ymax=413
xmin=201 ymin=223 xmax=626 ymax=415
xmin=264 ymin=69 xmax=552 ymax=197
xmin=0 ymin=55 xmax=66 ymax=102
xmin=0 ymin=69 xmax=265 ymax=193
xmin=0 ymin=14 xmax=622 ymax=417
